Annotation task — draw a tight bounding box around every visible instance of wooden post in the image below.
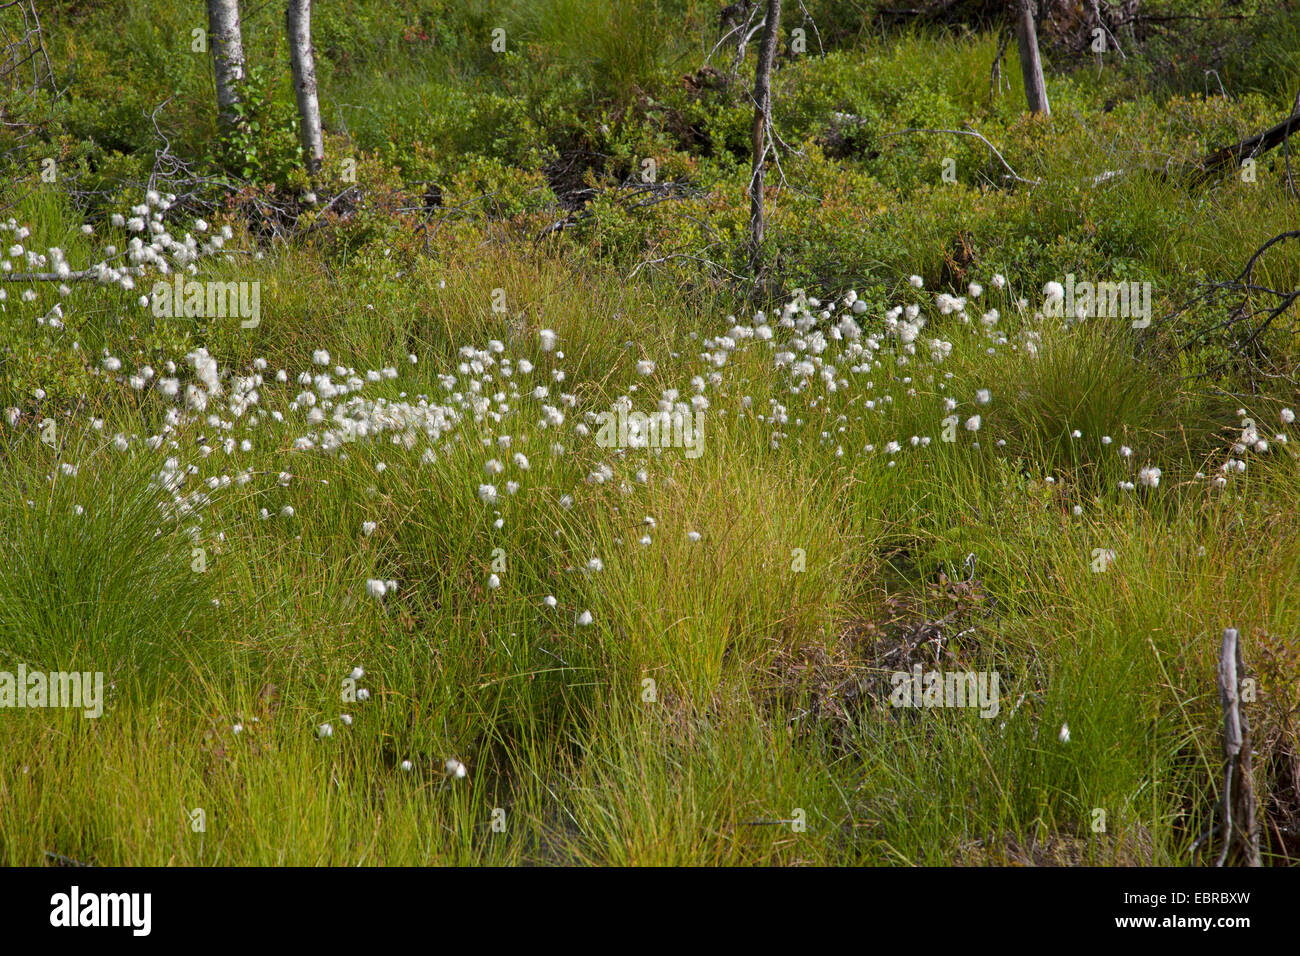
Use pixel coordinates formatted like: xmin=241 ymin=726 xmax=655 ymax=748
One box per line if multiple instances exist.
xmin=1215 ymin=628 xmax=1261 ymax=866
xmin=1013 ymin=0 xmax=1050 ymax=116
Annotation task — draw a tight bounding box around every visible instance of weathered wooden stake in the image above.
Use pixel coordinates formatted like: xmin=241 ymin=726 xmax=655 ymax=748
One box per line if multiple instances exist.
xmin=1215 ymin=627 xmax=1261 ymax=866
xmin=1013 ymin=0 xmax=1050 ymax=117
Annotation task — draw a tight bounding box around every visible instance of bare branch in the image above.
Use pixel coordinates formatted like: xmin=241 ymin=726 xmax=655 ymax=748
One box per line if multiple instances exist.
xmin=880 ymin=125 xmax=1041 ymax=186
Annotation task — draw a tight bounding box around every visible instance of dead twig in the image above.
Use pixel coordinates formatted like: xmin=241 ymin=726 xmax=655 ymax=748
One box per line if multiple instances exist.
xmin=880 ymin=124 xmax=1041 ymax=186
xmin=989 ymin=27 xmax=1012 ymax=104
xmin=1165 ymin=230 xmax=1300 ymax=382
xmin=627 ymin=251 xmax=747 ymax=283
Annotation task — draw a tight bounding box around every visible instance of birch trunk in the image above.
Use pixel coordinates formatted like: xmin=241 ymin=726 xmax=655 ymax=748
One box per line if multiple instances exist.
xmin=287 ymin=0 xmax=324 ymax=176
xmin=207 ymin=0 xmax=245 ymax=131
xmin=747 ymin=0 xmax=781 ymax=275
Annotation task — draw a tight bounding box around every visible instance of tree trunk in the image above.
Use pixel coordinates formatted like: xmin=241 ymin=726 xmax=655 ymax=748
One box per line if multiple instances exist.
xmin=1013 ymin=0 xmax=1049 ymax=116
xmin=747 ymin=0 xmax=781 ymax=276
xmin=207 ymin=0 xmax=246 ymax=131
xmin=287 ymin=0 xmax=324 ymax=177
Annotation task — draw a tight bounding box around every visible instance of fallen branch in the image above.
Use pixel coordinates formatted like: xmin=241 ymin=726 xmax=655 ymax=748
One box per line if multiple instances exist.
xmin=0 ymin=268 xmax=103 ymax=282
xmin=1193 ymin=110 xmax=1300 ymax=183
xmin=1167 ymin=230 xmax=1300 ymax=380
